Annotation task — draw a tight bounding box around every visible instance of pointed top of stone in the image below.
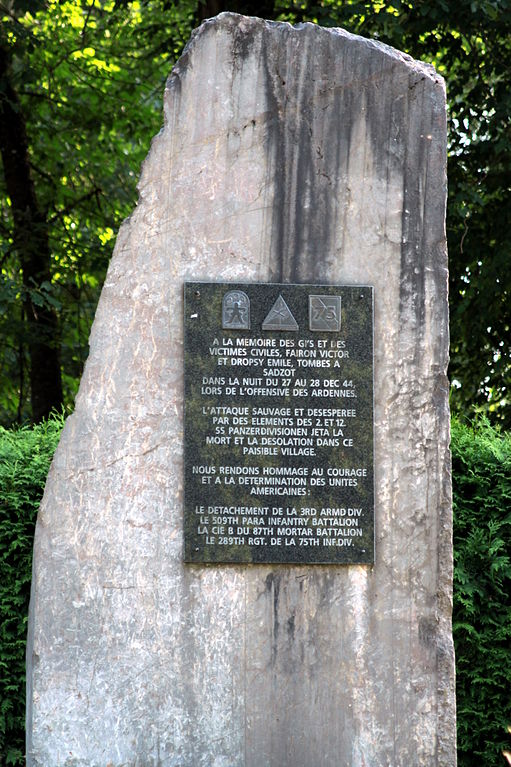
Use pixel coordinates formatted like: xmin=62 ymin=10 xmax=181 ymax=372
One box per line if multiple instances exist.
xmin=169 ymin=12 xmax=444 ymax=92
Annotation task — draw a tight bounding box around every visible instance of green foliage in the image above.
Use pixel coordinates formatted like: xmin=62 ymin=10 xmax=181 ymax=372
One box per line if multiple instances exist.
xmin=272 ymin=1 xmax=511 ymax=426
xmin=0 ymin=413 xmax=64 ymax=765
xmin=1 ymin=1 xmax=510 ymax=425
xmin=452 ymin=417 xmax=511 ymax=766
xmin=0 ymin=0 xmax=196 ymax=424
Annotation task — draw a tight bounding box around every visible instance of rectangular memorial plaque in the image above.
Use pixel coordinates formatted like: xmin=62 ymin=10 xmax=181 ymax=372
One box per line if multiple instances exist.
xmin=183 ymin=282 xmax=374 ymax=564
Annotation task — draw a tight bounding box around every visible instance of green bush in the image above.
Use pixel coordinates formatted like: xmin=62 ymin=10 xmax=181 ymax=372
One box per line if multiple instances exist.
xmin=0 ymin=414 xmax=64 ymax=766
xmin=452 ymin=418 xmax=511 ymax=766
xmin=0 ymin=415 xmax=510 ymax=764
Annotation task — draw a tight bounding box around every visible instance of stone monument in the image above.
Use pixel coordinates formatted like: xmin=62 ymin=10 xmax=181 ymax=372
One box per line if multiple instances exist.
xmin=27 ymin=13 xmax=455 ymax=766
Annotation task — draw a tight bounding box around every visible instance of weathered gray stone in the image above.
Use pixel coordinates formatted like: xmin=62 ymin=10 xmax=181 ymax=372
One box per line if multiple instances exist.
xmin=27 ymin=13 xmax=455 ymax=766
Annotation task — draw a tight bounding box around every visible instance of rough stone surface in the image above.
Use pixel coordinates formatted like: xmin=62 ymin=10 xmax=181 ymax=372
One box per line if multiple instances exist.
xmin=27 ymin=14 xmax=455 ymax=767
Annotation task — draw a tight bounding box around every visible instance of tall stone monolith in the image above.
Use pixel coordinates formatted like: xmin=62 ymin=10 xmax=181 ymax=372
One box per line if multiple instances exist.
xmin=27 ymin=13 xmax=455 ymax=766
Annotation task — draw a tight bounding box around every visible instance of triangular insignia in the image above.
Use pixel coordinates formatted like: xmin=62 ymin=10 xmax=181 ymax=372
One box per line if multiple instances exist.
xmin=262 ymin=295 xmax=298 ymax=331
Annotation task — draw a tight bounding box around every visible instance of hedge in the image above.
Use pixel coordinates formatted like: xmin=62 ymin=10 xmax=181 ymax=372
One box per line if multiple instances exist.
xmin=0 ymin=415 xmax=510 ymax=765
xmin=0 ymin=415 xmax=64 ymax=765
xmin=452 ymin=418 xmax=511 ymax=765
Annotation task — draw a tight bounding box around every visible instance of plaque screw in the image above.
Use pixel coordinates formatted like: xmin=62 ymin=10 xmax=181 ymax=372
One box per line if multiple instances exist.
xmin=195 ymin=290 xmax=201 ymax=298
xmin=359 ymin=294 xmax=364 ymax=299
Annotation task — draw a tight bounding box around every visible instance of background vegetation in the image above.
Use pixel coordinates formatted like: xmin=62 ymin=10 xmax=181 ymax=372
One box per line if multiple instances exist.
xmin=0 ymin=0 xmax=510 ymax=427
xmin=1 ymin=0 xmax=510 ymax=765
xmin=0 ymin=415 xmax=63 ymax=765
xmin=452 ymin=419 xmax=511 ymax=765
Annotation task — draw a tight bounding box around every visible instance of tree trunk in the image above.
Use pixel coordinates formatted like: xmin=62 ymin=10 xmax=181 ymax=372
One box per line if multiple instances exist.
xmin=0 ymin=42 xmax=63 ymax=422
